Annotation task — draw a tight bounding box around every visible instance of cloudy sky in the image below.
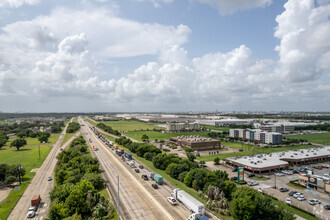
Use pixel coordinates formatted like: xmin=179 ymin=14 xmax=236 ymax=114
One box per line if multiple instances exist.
xmin=0 ymin=0 xmax=329 ymax=112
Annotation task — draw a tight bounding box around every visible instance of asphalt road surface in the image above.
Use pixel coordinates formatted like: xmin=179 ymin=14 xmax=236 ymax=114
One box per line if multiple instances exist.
xmin=8 ymin=119 xmax=78 ymax=220
xmin=80 ymin=117 xmax=194 ymax=220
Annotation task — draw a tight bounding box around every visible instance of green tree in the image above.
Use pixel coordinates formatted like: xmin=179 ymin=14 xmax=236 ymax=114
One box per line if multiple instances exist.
xmin=141 ymin=134 xmax=149 ymax=142
xmin=214 ymin=157 xmax=220 ymax=165
xmin=81 ymin=173 xmax=104 ymax=190
xmin=49 ymin=202 xmax=68 ymax=220
xmin=10 ymin=138 xmax=27 ymax=151
xmin=5 ymin=175 xmax=16 ymax=185
xmin=38 ymin=133 xmax=50 ymax=143
xmin=187 ymin=153 xmax=196 ymax=162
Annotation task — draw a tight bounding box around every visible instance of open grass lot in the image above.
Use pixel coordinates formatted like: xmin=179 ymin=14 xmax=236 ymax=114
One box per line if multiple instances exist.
xmin=285 ymin=132 xmax=330 ymax=145
xmin=125 ymin=130 xmax=210 ymax=142
xmin=197 ymin=141 xmax=315 ymax=161
xmin=95 ymin=120 xmax=164 ymax=132
xmin=202 ymin=125 xmax=229 ymax=132
xmin=0 ymin=134 xmax=60 ymax=220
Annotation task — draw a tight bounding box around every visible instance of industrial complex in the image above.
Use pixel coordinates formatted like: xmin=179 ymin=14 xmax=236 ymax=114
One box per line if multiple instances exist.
xmin=165 ymin=122 xmax=200 ymax=132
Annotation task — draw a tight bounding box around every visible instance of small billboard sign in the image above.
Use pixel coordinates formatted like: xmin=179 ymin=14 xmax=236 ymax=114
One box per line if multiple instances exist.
xmin=238 ymin=166 xmax=244 ymax=182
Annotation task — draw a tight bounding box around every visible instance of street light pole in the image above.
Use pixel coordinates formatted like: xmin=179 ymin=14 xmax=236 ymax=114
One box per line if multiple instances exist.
xmin=38 ymin=144 xmax=40 ymax=161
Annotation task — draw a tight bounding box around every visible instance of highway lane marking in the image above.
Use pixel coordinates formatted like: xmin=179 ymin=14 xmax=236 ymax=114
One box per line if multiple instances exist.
xmin=83 ymin=124 xmax=174 ymax=220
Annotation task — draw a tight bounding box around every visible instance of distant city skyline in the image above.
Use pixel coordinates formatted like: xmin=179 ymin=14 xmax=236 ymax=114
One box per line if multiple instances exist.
xmin=0 ymin=0 xmax=329 ymax=112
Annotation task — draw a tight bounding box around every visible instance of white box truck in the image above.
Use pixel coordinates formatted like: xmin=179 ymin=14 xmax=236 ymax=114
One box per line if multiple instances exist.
xmin=171 ymin=189 xmax=205 ymax=215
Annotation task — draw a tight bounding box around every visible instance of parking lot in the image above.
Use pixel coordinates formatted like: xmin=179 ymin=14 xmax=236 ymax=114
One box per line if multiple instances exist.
xmin=206 ymin=161 xmax=330 ymax=220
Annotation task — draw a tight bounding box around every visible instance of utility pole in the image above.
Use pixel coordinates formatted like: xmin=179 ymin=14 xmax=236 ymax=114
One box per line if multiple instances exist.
xmin=38 ymin=144 xmax=40 ymax=161
xmin=274 ymin=173 xmax=277 ymax=189
xmin=117 ymin=175 xmax=120 ymax=220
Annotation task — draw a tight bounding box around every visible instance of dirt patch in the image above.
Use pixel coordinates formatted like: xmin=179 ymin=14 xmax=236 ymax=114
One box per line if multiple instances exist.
xmin=0 ymin=184 xmax=13 ymax=204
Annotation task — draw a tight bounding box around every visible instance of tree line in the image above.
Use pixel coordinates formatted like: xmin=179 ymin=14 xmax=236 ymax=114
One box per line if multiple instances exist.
xmin=66 ymin=122 xmax=81 ymax=133
xmin=294 ymin=124 xmax=330 ymax=131
xmin=49 ymin=136 xmax=115 ymax=220
xmin=0 ymin=163 xmax=26 ymax=185
xmin=114 ymin=136 xmax=295 ymax=219
xmin=96 ymin=123 xmax=121 ymax=136
xmin=0 ymin=121 xmax=65 ymax=134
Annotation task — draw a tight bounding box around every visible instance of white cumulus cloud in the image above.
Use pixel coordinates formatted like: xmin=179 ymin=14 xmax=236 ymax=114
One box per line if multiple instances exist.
xmin=0 ymin=0 xmax=40 ymax=8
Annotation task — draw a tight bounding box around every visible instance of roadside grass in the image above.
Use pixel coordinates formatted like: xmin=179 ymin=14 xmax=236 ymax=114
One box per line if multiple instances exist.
xmin=271 ymin=199 xmax=317 ymax=220
xmin=285 ymin=132 xmax=330 ymax=145
xmin=197 ymin=141 xmax=315 ymax=161
xmin=0 ymin=121 xmax=14 ymax=125
xmin=61 ymin=131 xmax=79 ymax=146
xmin=97 ymin=120 xmax=164 ymax=132
xmin=202 ymin=125 xmax=229 ymax=132
xmin=125 ymin=130 xmax=211 ymax=142
xmin=0 ymin=134 xmax=60 ymax=220
xmin=252 ymin=177 xmax=269 ymax=181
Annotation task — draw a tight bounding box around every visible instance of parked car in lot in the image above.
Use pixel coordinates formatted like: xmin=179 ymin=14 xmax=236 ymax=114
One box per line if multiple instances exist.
xmin=247 ymin=181 xmax=259 ymax=186
xmin=141 ymin=174 xmax=148 ymax=180
xmin=275 ymin=173 xmax=285 ymax=176
xmin=247 ymin=173 xmax=255 ymax=178
xmin=321 ymin=164 xmax=329 ymax=168
xmin=289 ymin=191 xmax=298 ymax=196
xmin=324 ymin=204 xmax=330 ymax=210
xmin=139 ymin=165 xmax=144 ymax=169
xmin=167 ymin=197 xmax=177 ymax=205
xmin=231 ymin=176 xmax=238 ymax=180
xmin=323 ymin=173 xmax=330 ymax=178
xmin=297 ymin=195 xmax=306 ymax=201
xmin=151 ymin=184 xmax=158 ymax=189
xmin=312 ymin=165 xmax=323 ymax=170
xmin=27 ymin=210 xmax=35 ymax=218
xmin=135 ymin=168 xmax=140 ymax=173
xmin=308 ymin=199 xmax=321 ymax=205
xmin=279 ymin=188 xmax=289 ymax=192
xmin=232 ymin=168 xmax=237 ymax=172
xmin=286 ymin=198 xmax=292 ymax=205
xmin=293 ymin=193 xmax=303 ymax=198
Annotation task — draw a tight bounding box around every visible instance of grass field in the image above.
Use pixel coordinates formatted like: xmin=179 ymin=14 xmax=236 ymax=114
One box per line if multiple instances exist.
xmin=285 ymin=132 xmax=330 ymax=145
xmin=201 ymin=125 xmax=230 ymax=132
xmin=91 ymin=120 xmax=164 ymax=132
xmin=197 ymin=141 xmax=315 ymax=161
xmin=125 ymin=130 xmax=210 ymax=142
xmin=0 ymin=134 xmax=60 ymax=220
xmin=61 ymin=131 xmax=79 ymax=146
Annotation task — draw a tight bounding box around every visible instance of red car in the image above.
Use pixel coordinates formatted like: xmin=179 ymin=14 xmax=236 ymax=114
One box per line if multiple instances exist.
xmin=321 ymin=164 xmax=329 ymax=168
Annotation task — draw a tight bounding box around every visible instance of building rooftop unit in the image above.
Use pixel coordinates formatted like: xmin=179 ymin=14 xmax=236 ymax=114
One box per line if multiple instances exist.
xmin=173 ymin=135 xmax=218 ymax=143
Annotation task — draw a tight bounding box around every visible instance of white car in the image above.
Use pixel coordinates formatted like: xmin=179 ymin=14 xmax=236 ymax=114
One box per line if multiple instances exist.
xmin=323 ymin=173 xmax=330 ymax=178
xmin=286 ymin=198 xmax=292 ymax=205
xmin=309 ymin=199 xmax=321 ymax=205
xmin=28 ymin=206 xmax=37 ymax=212
xmin=27 ymin=210 xmax=35 ymax=218
xmin=293 ymin=193 xmax=302 ymax=198
xmin=167 ymin=197 xmax=177 ymax=205
xmin=297 ymin=195 xmax=306 ymax=201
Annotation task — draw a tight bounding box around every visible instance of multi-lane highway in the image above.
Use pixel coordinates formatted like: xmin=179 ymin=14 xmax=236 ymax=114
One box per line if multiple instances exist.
xmin=8 ymin=119 xmax=78 ymax=220
xmin=79 ymin=117 xmax=194 ymax=220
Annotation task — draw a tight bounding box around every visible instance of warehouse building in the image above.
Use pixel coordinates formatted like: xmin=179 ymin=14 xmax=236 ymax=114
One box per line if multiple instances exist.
xmin=225 ymin=146 xmax=330 ymax=174
xmin=170 ymin=136 xmax=221 ymax=150
xmin=260 ymin=125 xmax=294 ymax=134
xmin=166 ymin=122 xmax=200 ymax=132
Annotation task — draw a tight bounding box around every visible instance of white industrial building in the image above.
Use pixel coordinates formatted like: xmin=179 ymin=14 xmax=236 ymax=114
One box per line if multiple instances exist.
xmin=166 ymin=122 xmax=200 ymax=132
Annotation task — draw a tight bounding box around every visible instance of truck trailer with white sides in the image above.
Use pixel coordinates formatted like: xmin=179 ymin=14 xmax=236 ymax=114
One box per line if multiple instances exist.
xmin=171 ymin=189 xmax=205 ymax=215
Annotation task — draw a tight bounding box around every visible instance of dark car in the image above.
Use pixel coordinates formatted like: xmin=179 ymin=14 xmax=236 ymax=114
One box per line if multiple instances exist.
xmin=135 ymin=169 xmax=140 ymax=173
xmin=289 ymin=191 xmax=298 ymax=196
xmin=312 ymin=165 xmax=322 ymax=170
xmin=280 ymin=188 xmax=289 ymax=192
xmin=232 ymin=168 xmax=237 ymax=172
xmin=141 ymin=175 xmax=148 ymax=180
xmin=139 ymin=165 xmax=144 ymax=169
xmin=324 ymin=205 xmax=330 ymax=210
xmin=231 ymin=176 xmax=238 ymax=181
xmin=247 ymin=174 xmax=255 ymax=178
xmin=163 ymin=149 xmax=170 ymax=152
xmin=151 ymin=184 xmax=158 ymax=189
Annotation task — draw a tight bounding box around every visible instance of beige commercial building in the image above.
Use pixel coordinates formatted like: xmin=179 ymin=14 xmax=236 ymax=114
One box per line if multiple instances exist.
xmin=166 ymin=122 xmax=200 ymax=132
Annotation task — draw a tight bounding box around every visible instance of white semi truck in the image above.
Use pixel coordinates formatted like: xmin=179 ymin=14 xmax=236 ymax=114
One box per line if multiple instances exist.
xmin=171 ymin=189 xmax=205 ymax=215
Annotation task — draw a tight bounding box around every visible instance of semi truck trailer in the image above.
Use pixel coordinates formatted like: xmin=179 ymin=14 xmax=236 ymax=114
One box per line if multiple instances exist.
xmin=171 ymin=189 xmax=205 ymax=215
